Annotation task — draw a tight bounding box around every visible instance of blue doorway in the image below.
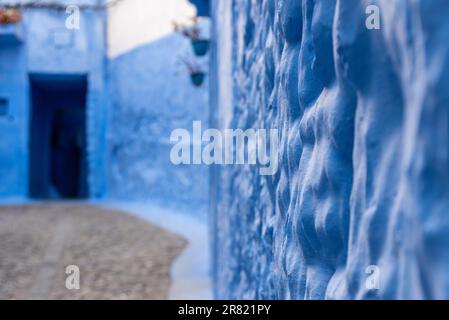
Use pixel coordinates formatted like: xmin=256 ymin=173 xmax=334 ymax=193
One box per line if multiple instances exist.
xmin=29 ymin=74 xmax=88 ymax=199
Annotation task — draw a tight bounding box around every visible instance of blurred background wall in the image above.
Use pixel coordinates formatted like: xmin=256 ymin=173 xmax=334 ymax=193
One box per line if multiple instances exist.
xmin=0 ymin=0 xmax=210 ymax=216
xmin=0 ymin=0 xmax=107 ymax=199
xmin=107 ymin=0 xmax=210 ymax=215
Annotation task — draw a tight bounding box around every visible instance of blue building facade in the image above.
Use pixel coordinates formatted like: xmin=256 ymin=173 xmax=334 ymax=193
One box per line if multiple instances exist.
xmin=188 ymin=0 xmax=209 ymax=17
xmin=0 ymin=0 xmax=108 ymax=199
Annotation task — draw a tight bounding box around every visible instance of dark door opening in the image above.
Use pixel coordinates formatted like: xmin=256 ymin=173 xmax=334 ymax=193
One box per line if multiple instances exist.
xmin=29 ymin=74 xmax=88 ymax=199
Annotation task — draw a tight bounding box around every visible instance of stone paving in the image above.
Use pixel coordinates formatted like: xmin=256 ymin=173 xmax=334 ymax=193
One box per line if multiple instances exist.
xmin=0 ymin=203 xmax=187 ymax=300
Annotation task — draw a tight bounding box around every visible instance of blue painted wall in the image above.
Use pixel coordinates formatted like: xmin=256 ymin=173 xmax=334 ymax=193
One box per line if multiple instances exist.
xmin=189 ymin=0 xmax=210 ymax=17
xmin=107 ymin=31 xmax=210 ymax=216
xmin=0 ymin=0 xmax=108 ymax=199
xmin=0 ymin=1 xmax=209 ymax=213
xmin=211 ymin=0 xmax=449 ymax=299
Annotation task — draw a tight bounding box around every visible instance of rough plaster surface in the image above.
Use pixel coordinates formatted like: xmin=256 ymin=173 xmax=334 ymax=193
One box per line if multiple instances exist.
xmin=211 ymin=0 xmax=449 ymax=299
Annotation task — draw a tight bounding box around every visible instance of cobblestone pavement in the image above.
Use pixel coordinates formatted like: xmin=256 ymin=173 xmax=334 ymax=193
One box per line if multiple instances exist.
xmin=0 ymin=203 xmax=187 ymax=300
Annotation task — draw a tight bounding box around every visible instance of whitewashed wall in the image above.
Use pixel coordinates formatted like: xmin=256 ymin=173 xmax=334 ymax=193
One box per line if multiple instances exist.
xmin=107 ymin=0 xmax=196 ymax=58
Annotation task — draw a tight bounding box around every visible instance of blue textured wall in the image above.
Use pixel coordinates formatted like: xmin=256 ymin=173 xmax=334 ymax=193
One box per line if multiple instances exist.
xmin=107 ymin=32 xmax=210 ymax=215
xmin=0 ymin=0 xmax=108 ymax=198
xmin=211 ymin=0 xmax=449 ymax=299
